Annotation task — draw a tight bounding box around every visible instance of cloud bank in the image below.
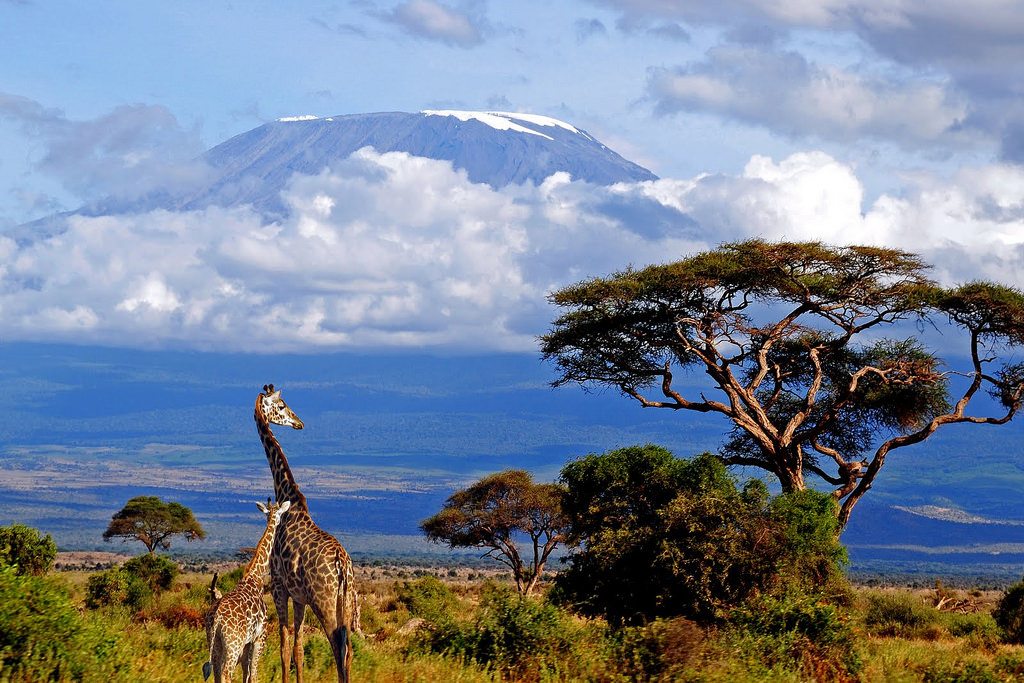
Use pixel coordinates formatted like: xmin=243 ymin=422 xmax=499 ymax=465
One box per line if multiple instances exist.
xmin=5 ymin=146 xmax=1024 ymax=352
xmin=593 ymin=0 xmax=1024 ymax=156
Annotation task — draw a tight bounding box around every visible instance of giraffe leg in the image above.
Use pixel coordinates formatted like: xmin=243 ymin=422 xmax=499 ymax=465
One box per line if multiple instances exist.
xmin=293 ymin=602 xmax=307 ymax=683
xmin=223 ymin=641 xmax=244 ymax=683
xmin=241 ymin=641 xmax=255 ymax=683
xmin=246 ymin=628 xmax=268 ymax=683
xmin=272 ymin=589 xmax=293 ymax=683
xmin=321 ymin=582 xmax=353 ymax=683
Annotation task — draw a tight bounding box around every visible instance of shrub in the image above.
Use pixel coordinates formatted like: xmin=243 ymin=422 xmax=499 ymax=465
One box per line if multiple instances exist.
xmin=122 ymin=553 xmax=178 ymax=592
xmin=555 ymin=447 xmax=851 ymax=626
xmin=140 ymin=602 xmax=205 ymax=629
xmin=994 ymin=578 xmax=1024 ymax=643
xmin=216 ymin=565 xmax=245 ymax=595
xmin=863 ymin=591 xmax=941 ymax=638
xmin=395 ymin=575 xmax=460 ymax=624
xmin=85 ymin=567 xmax=152 ymax=610
xmin=0 ymin=523 xmax=57 ymax=575
xmin=413 ymin=583 xmax=600 ymax=681
xmin=0 ymin=564 xmax=126 ymax=681
xmin=615 ymin=617 xmax=705 ymax=680
xmin=728 ymin=590 xmax=862 ymax=681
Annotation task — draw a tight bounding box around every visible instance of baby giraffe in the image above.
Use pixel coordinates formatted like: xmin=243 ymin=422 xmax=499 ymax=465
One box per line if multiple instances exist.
xmin=204 ymin=499 xmax=292 ymax=683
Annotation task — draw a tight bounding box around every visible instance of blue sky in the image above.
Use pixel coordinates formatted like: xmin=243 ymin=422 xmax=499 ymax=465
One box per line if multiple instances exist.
xmin=3 ymin=0 xmax=1024 ymax=352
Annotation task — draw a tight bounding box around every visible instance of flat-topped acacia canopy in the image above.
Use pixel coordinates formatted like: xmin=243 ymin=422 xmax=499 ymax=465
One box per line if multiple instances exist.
xmin=542 ymin=240 xmax=1024 ymax=526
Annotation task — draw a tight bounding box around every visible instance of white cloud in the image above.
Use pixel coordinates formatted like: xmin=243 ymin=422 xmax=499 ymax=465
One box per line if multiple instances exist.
xmin=0 ymin=94 xmax=210 ymax=208
xmin=378 ymin=0 xmax=487 ymax=48
xmin=648 ymin=46 xmax=972 ymax=147
xmin=4 ymin=147 xmax=1024 ymax=352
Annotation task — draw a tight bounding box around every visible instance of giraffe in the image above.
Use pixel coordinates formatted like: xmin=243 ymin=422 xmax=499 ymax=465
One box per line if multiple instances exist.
xmin=255 ymin=384 xmax=356 ymax=683
xmin=203 ymin=498 xmax=292 ymax=683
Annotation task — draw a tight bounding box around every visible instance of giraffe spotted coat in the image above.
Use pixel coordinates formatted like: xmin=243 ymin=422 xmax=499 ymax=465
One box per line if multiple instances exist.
xmin=255 ymin=385 xmax=356 ymax=683
xmin=203 ymin=499 xmax=291 ymax=683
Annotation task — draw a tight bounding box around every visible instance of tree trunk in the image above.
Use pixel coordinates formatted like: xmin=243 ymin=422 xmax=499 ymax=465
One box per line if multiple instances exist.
xmin=774 ymin=445 xmax=806 ymax=493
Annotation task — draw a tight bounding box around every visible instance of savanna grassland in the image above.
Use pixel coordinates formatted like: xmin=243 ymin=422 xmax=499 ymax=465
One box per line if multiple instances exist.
xmin=8 ymin=556 xmax=1024 ymax=683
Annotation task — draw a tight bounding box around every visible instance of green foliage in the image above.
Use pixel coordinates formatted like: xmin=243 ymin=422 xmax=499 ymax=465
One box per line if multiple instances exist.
xmin=993 ymin=577 xmax=1024 ymax=643
xmin=555 ymin=445 xmax=849 ymax=626
xmin=0 ymin=523 xmax=57 ymax=576
xmin=216 ymin=565 xmax=244 ymax=594
xmin=85 ymin=567 xmax=153 ymax=610
xmin=613 ymin=617 xmax=705 ymax=681
xmin=122 ymin=553 xmax=178 ymax=592
xmin=395 ymin=576 xmax=460 ymax=624
xmin=727 ymin=590 xmax=862 ymax=681
xmin=84 ymin=553 xmax=181 ymax=611
xmin=0 ymin=564 xmax=126 ymax=681
xmin=413 ymin=583 xmax=601 ymax=682
xmin=769 ymin=489 xmax=849 ymax=592
xmin=862 ymin=591 xmax=942 ymax=639
xmin=102 ymin=495 xmax=205 ymax=554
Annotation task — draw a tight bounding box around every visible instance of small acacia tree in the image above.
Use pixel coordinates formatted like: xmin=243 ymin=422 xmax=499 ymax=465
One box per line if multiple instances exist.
xmin=421 ymin=469 xmax=567 ymax=595
xmin=542 ymin=240 xmax=1024 ymax=526
xmin=103 ymin=496 xmax=205 ymax=555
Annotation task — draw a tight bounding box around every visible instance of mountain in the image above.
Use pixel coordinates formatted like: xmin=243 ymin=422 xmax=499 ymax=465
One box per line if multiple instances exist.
xmin=159 ymin=110 xmax=658 ymax=219
xmin=8 ymin=110 xmax=657 ymax=237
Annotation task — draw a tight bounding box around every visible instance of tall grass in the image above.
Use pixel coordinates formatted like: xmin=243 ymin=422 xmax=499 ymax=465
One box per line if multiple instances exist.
xmin=10 ymin=567 xmax=1024 ymax=682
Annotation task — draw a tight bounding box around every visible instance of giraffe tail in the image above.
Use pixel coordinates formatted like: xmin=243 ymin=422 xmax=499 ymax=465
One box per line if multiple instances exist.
xmin=204 ymin=613 xmax=222 ymax=681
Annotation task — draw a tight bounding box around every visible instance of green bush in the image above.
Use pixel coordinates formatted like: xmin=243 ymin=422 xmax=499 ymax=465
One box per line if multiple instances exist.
xmin=85 ymin=567 xmax=152 ymax=610
xmin=994 ymin=578 xmax=1024 ymax=643
xmin=728 ymin=590 xmax=862 ymax=681
xmin=122 ymin=553 xmax=178 ymax=592
xmin=555 ymin=447 xmax=850 ymax=626
xmin=863 ymin=591 xmax=942 ymax=638
xmin=413 ymin=583 xmax=602 ymax=681
xmin=0 ymin=523 xmax=57 ymax=576
xmin=614 ymin=617 xmax=705 ymax=681
xmin=395 ymin=575 xmax=459 ymax=624
xmin=0 ymin=564 xmax=126 ymax=681
xmin=216 ymin=565 xmax=244 ymax=594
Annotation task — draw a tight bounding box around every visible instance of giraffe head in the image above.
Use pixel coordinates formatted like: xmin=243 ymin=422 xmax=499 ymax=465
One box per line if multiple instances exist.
xmin=256 ymin=498 xmax=292 ymax=522
xmin=259 ymin=384 xmax=304 ymax=430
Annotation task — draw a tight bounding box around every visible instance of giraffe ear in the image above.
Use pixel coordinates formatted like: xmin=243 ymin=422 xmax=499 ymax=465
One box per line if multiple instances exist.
xmin=256 ymin=501 xmax=270 ymax=514
xmin=279 ymin=500 xmax=292 ymax=513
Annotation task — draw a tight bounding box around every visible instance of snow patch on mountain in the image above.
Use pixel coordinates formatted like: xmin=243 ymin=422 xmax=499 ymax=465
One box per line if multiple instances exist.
xmin=421 ymin=110 xmax=586 ymax=140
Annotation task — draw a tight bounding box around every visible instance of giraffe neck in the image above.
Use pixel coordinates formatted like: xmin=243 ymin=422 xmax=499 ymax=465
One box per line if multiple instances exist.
xmin=243 ymin=512 xmax=281 ymax=582
xmin=255 ymin=399 xmax=309 ymax=512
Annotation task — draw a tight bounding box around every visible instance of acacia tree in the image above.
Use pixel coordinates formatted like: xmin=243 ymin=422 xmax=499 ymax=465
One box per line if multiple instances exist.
xmin=421 ymin=469 xmax=567 ymax=595
xmin=542 ymin=240 xmax=1024 ymax=527
xmin=103 ymin=496 xmax=205 ymax=554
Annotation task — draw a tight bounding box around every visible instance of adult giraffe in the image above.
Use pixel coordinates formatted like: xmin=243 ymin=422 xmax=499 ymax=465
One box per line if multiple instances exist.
xmin=255 ymin=384 xmax=356 ymax=683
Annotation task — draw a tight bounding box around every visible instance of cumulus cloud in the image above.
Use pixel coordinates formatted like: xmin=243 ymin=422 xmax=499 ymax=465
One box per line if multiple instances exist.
xmin=5 ymin=144 xmax=1024 ymax=352
xmin=592 ymin=0 xmax=1024 ymax=155
xmin=647 ymin=46 xmax=972 ymax=146
xmin=0 ymin=93 xmax=211 ymax=208
xmin=377 ymin=0 xmax=487 ymax=48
